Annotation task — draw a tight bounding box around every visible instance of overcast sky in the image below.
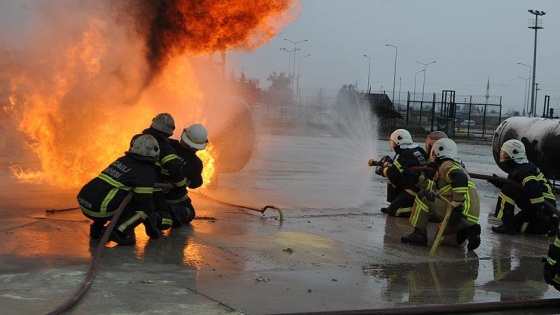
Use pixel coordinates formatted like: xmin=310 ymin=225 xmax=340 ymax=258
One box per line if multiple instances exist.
xmin=228 ymin=0 xmax=560 ymax=113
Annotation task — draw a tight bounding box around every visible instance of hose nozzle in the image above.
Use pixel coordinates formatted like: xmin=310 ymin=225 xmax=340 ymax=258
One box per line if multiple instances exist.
xmin=368 ymin=159 xmax=380 ymax=167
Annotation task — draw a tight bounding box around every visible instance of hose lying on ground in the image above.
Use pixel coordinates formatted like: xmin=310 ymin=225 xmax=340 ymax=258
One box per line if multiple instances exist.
xmin=42 ymin=191 xmax=134 ymax=315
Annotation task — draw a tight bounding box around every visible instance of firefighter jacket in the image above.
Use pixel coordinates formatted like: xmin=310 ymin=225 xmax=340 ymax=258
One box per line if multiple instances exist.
xmin=170 ymin=139 xmax=204 ymax=188
xmin=506 ymin=161 xmax=555 ymax=207
xmin=77 ymin=152 xmax=156 ymax=218
xmin=165 ymin=139 xmax=204 ymax=204
xmin=420 ymin=159 xmax=480 ymax=224
xmin=140 ymin=128 xmax=187 ymax=189
xmin=383 ymin=145 xmax=428 ymax=189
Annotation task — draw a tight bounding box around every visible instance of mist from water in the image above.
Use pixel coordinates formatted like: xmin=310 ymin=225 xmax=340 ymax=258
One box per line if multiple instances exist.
xmin=210 ymin=96 xmax=379 ymax=211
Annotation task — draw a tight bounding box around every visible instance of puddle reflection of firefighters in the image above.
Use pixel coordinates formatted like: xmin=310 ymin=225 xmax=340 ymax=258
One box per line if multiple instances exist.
xmin=491 ymin=139 xmax=558 ymax=236
xmin=401 ymin=139 xmax=481 ymax=251
xmin=165 ymin=124 xmax=208 ymax=227
xmin=77 ymin=134 xmax=160 ymax=246
xmin=374 ymin=129 xmax=428 ymax=218
xmin=377 ymin=259 xmax=479 ymax=305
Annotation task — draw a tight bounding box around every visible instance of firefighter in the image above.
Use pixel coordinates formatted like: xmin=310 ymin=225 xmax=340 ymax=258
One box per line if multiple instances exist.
xmin=165 ymin=123 xmax=208 ymax=226
xmin=375 ymin=129 xmax=428 ymax=217
xmin=544 ymin=233 xmax=560 ymax=292
xmin=134 ymin=113 xmax=188 ymax=232
xmin=401 ymin=138 xmax=481 ymax=251
xmin=491 ymin=139 xmax=558 ymax=236
xmin=77 ymin=134 xmax=160 ymax=246
xmin=425 ymin=131 xmax=448 ymax=158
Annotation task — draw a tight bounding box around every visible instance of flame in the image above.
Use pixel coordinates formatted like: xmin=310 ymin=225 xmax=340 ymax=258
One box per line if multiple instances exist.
xmin=2 ymin=0 xmax=300 ymax=189
xmin=197 ymin=142 xmax=216 ymax=188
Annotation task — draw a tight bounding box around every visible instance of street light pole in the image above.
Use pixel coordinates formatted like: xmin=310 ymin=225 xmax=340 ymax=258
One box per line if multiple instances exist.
xmin=386 ymin=44 xmax=398 ymax=103
xmin=413 ymin=69 xmax=424 ymax=101
xmin=528 ymin=10 xmax=545 ymax=116
xmin=517 ymin=62 xmax=531 ymax=116
xmin=363 ymin=54 xmax=371 ymax=93
xmin=280 ymin=47 xmax=297 ymax=76
xmin=518 ymin=76 xmax=529 ymax=115
xmin=284 ymin=38 xmax=308 ymax=97
xmin=297 ymin=54 xmax=311 ymax=104
xmin=416 ymin=60 xmax=436 ymax=104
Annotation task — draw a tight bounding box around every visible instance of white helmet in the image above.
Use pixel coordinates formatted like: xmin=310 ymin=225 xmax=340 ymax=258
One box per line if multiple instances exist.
xmin=425 ymin=131 xmax=448 ymax=153
xmin=500 ymin=139 xmax=526 ymax=162
xmin=390 ymin=129 xmax=413 ymax=150
xmin=150 ymin=113 xmax=175 ymax=135
xmin=181 ymin=124 xmax=208 ymax=150
xmin=430 ymin=138 xmax=458 ymax=160
xmin=130 ymin=134 xmax=160 ymax=159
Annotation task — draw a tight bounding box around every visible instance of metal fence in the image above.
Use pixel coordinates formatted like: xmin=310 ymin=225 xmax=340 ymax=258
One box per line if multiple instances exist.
xmin=393 ymin=92 xmax=503 ymax=140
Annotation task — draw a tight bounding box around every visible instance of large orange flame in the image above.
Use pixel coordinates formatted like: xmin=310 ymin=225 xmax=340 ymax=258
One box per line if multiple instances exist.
xmin=1 ymin=0 xmax=300 ymax=189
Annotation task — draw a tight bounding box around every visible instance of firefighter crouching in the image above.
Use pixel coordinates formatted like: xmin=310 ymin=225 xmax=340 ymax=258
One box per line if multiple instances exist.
xmin=77 ymin=134 xmax=160 ymax=246
xmin=375 ymin=129 xmax=428 ymax=218
xmin=165 ymin=124 xmax=208 ymax=226
xmin=491 ymin=139 xmax=558 ymax=236
xmin=135 ymin=113 xmax=188 ymax=232
xmin=401 ymin=138 xmax=481 ymax=251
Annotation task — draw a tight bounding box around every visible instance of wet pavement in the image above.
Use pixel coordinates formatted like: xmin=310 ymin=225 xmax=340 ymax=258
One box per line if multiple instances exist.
xmin=1 ymin=134 xmax=560 ymax=315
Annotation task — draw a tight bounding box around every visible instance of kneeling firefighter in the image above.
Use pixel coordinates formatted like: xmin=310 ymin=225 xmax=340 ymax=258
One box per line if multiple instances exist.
xmin=375 ymin=129 xmax=428 ymax=217
xmin=491 ymin=139 xmax=558 ymax=236
xmin=401 ymin=138 xmax=481 ymax=251
xmin=77 ymin=134 xmax=161 ymax=246
xmin=165 ymin=124 xmax=208 ymax=226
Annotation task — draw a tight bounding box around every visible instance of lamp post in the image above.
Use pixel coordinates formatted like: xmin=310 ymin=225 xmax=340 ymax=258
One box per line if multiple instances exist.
xmin=517 ymin=62 xmax=531 ymax=116
xmin=528 ymin=10 xmax=545 ymax=116
xmin=297 ymin=54 xmax=311 ymax=104
xmin=284 ymin=38 xmax=308 ymax=96
xmin=416 ymin=60 xmax=436 ymax=104
xmin=413 ymin=69 xmax=424 ymax=101
xmin=518 ymin=76 xmax=529 ymax=115
xmin=363 ymin=54 xmax=371 ymax=93
xmin=386 ymin=44 xmax=398 ymax=102
xmin=280 ymin=47 xmax=298 ymax=76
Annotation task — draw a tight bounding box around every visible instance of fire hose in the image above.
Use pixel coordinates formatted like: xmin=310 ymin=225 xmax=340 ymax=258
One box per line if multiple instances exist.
xmin=42 ymin=183 xmax=282 ymax=315
xmin=368 ymin=158 xmax=560 ymax=219
xmin=42 ymin=191 xmax=134 ymax=315
xmin=156 ymin=183 xmax=284 ymax=222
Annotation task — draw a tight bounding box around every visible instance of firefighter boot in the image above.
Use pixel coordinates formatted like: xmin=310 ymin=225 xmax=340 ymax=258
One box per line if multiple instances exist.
xmin=401 ymin=228 xmax=428 ymax=246
xmin=89 ymin=221 xmax=106 ymax=239
xmin=492 ymin=205 xmax=515 ymax=235
xmin=143 ymin=212 xmax=161 ymax=239
xmin=547 ymin=216 xmax=559 ymax=237
xmin=109 ymin=230 xmax=136 ymax=246
xmin=466 ymin=224 xmax=481 ymax=251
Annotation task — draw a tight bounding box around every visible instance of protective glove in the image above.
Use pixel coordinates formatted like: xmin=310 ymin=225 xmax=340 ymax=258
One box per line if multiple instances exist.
xmin=402 ymin=168 xmax=423 ymax=190
xmin=375 ymin=166 xmax=384 ymax=176
xmin=379 ymin=155 xmax=393 ymax=165
xmin=543 ymin=239 xmax=560 ymax=291
xmin=448 ymin=204 xmax=464 ymax=230
xmin=418 ymin=189 xmax=438 ymax=202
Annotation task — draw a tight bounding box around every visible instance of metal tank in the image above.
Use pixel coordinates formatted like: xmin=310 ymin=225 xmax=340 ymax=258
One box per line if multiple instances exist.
xmin=205 ymin=94 xmax=256 ymax=173
xmin=492 ymin=117 xmax=560 ymax=180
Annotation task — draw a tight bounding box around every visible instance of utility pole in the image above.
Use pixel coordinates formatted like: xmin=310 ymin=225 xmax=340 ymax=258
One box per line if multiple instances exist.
xmin=528 ymin=10 xmax=545 ymax=116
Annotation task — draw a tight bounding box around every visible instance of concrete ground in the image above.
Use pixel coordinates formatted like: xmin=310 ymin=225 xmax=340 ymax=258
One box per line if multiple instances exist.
xmin=1 ymin=134 xmax=559 ymax=315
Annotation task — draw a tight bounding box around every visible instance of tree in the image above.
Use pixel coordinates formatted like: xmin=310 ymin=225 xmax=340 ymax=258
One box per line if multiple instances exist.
xmin=228 ymin=70 xmax=261 ymax=105
xmin=262 ymin=71 xmax=293 ymax=107
xmin=336 ymin=83 xmax=360 ymax=106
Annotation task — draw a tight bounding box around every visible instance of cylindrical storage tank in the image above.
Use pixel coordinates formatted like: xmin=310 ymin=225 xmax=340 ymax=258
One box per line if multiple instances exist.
xmin=492 ymin=117 xmax=560 ymax=180
xmin=205 ymin=94 xmax=256 ymax=173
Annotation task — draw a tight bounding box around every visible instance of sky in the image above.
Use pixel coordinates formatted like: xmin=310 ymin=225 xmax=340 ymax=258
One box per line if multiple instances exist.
xmin=228 ymin=0 xmax=560 ymax=113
